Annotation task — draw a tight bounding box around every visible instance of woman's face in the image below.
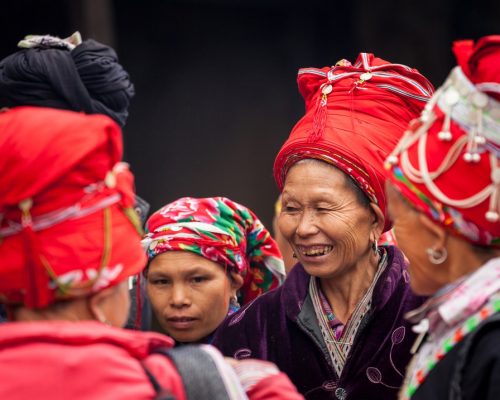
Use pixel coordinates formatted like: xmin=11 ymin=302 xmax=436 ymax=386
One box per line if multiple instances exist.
xmin=146 ymin=251 xmax=235 ymax=343
xmin=279 ymin=160 xmax=381 ymax=280
xmin=385 ymin=181 xmax=444 ymax=295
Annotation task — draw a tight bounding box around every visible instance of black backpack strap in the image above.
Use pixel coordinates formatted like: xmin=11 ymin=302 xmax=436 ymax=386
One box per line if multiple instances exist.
xmin=140 ymin=360 xmax=177 ymax=400
xmin=449 ymin=312 xmax=500 ymax=400
xmin=155 ymin=345 xmax=233 ymax=400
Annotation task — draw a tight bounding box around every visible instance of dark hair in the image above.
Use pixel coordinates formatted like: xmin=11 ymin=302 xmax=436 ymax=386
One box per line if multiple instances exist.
xmin=343 ymin=173 xmax=371 ymax=209
xmin=0 ymin=39 xmax=134 ymax=127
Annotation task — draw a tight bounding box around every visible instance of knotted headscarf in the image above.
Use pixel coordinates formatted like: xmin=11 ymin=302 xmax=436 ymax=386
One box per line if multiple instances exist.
xmin=386 ymin=36 xmax=500 ymax=247
xmin=143 ymin=197 xmax=285 ymax=304
xmin=0 ymin=32 xmax=134 ymax=127
xmin=0 ymin=106 xmax=146 ymax=309
xmin=274 ymin=53 xmax=434 ymax=232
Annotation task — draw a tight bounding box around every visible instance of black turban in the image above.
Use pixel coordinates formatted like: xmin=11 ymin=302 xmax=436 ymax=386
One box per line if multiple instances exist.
xmin=0 ymin=39 xmax=134 ymax=127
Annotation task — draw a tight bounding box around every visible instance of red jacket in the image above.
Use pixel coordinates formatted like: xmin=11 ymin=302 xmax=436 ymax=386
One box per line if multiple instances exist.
xmin=0 ymin=321 xmax=302 ymax=400
xmin=0 ymin=321 xmax=186 ymax=399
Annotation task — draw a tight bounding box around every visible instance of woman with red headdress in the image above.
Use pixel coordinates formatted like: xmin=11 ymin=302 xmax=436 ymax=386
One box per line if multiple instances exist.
xmin=385 ymin=35 xmax=500 ymax=400
xmin=213 ymin=53 xmax=433 ymax=399
xmin=142 ymin=196 xmax=285 ymax=344
xmin=0 ymin=106 xmax=302 ymax=399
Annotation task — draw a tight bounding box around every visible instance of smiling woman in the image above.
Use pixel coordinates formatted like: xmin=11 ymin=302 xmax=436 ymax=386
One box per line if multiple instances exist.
xmin=213 ymin=53 xmax=433 ymax=400
xmin=141 ymin=196 xmax=285 ymax=344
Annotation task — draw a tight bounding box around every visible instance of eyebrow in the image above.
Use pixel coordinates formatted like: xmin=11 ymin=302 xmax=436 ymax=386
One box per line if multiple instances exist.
xmin=149 ymin=265 xmax=217 ymax=277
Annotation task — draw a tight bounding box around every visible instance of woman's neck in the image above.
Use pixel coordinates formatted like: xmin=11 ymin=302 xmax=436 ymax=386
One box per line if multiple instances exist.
xmin=445 ymin=239 xmax=500 ymax=285
xmin=319 ymin=251 xmax=380 ymax=323
xmin=11 ymin=298 xmax=92 ymax=323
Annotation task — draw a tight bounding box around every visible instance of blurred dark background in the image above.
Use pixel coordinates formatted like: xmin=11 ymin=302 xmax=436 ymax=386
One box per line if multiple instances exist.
xmin=1 ymin=0 xmax=499 ymax=228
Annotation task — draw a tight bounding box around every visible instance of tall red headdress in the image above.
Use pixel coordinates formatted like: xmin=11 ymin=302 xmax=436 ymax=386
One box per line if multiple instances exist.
xmin=0 ymin=107 xmax=146 ymax=308
xmin=386 ymin=36 xmax=500 ymax=247
xmin=274 ymin=53 xmax=434 ymax=232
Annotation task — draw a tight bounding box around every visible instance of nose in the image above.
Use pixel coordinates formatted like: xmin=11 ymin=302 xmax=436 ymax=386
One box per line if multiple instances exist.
xmin=296 ymin=209 xmax=319 ymax=238
xmin=169 ymin=283 xmax=191 ymax=308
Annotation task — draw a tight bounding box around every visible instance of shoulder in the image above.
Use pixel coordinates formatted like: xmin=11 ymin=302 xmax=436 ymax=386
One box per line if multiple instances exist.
xmin=0 ymin=321 xmax=175 ymax=359
xmin=452 ymin=314 xmax=500 ymax=400
xmin=465 ymin=317 xmax=500 ymax=364
xmin=373 ymin=246 xmax=425 ymax=310
xmin=212 ymin=275 xmax=305 ymax=356
xmin=220 ymin=264 xmax=311 ymax=331
xmin=143 ymin=353 xmax=187 ymax=399
xmin=219 ymin=286 xmax=284 ymax=332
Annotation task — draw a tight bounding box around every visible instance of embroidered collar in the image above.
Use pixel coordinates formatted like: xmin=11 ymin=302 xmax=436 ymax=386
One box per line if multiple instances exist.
xmin=406 ymin=257 xmax=500 ymax=334
xmin=401 ymin=257 xmax=500 ymax=399
xmin=309 ymin=249 xmax=388 ymax=377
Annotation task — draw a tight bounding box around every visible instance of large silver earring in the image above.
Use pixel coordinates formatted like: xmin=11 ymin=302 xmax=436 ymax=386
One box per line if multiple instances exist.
xmin=372 ymin=239 xmax=378 ymax=254
xmin=426 ymin=247 xmax=447 ymax=264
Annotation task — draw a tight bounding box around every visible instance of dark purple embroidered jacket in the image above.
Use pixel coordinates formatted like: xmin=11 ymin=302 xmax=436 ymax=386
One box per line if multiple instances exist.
xmin=213 ymin=246 xmax=425 ymax=400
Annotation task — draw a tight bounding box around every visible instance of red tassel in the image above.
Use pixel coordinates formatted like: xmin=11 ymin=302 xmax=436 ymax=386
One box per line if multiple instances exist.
xmin=19 ymin=199 xmax=51 ymax=309
xmin=22 ymin=224 xmax=51 ymax=309
xmin=307 ymin=89 xmax=330 ymax=143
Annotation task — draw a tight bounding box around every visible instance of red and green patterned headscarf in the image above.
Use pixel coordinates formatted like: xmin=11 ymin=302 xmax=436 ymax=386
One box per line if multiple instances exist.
xmin=142 ymin=197 xmax=285 ymax=304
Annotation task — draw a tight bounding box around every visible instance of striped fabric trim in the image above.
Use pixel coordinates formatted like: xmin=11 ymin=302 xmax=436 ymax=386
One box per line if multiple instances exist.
xmin=375 ymin=84 xmax=430 ymax=102
xmin=298 ymin=68 xmax=327 ymax=77
xmin=310 ymin=250 xmax=389 ymax=377
xmin=297 ymin=60 xmax=432 ymax=101
xmin=0 ymin=193 xmax=121 ymax=237
xmin=372 ymin=71 xmax=432 ymax=96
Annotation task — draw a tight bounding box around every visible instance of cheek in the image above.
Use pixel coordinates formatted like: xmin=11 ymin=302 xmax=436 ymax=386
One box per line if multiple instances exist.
xmin=325 ymin=213 xmax=368 ymax=250
xmin=146 ymin=284 xmax=167 ymax=311
xmin=277 ymin=215 xmax=295 ymax=241
xmin=198 ymin=282 xmax=231 ymax=328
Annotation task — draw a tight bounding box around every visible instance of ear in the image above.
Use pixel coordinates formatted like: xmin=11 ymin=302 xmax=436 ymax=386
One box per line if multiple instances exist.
xmin=87 ymin=286 xmax=116 ymax=323
xmin=228 ymin=272 xmax=244 ymax=297
xmin=369 ymin=203 xmax=385 ymax=241
xmin=418 ymin=213 xmax=448 ymax=249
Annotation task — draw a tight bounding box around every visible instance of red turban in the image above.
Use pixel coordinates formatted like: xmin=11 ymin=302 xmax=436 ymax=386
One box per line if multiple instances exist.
xmin=386 ymin=36 xmax=500 ymax=247
xmin=0 ymin=106 xmax=146 ymax=308
xmin=274 ymin=53 xmax=434 ymax=232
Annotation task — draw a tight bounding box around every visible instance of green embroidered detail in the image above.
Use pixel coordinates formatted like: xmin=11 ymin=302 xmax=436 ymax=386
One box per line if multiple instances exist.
xmin=465 ymin=316 xmax=476 ymax=332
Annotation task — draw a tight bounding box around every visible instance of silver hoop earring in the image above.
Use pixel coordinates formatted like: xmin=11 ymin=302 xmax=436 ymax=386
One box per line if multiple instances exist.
xmin=426 ymin=247 xmax=448 ymax=265
xmin=230 ymin=295 xmax=240 ymax=308
xmin=372 ymin=239 xmax=378 ymax=254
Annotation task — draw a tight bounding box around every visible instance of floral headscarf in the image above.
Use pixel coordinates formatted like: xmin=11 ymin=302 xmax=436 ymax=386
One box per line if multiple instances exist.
xmin=142 ymin=197 xmax=285 ymax=304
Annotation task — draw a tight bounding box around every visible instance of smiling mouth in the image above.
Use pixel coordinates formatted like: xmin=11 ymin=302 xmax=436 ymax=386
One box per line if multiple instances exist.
xmin=296 ymin=245 xmax=333 ymax=257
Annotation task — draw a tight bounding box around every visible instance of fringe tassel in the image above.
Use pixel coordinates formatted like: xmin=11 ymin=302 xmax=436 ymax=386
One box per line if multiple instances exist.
xmin=19 ymin=199 xmax=51 ymax=309
xmin=307 ymin=84 xmax=331 ymax=143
